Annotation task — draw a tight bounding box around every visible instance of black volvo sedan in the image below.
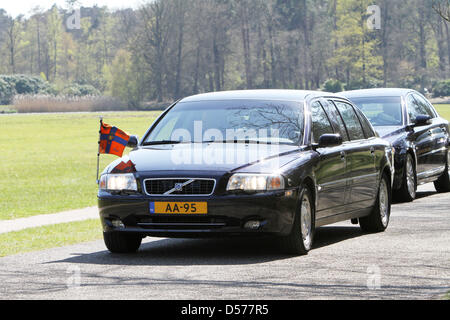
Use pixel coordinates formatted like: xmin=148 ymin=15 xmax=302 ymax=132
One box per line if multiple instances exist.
xmin=341 ymin=89 xmax=450 ymax=202
xmin=98 ymin=90 xmax=394 ymax=255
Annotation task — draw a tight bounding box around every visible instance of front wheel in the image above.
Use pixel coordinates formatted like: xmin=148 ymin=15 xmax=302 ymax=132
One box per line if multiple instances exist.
xmin=360 ymin=174 xmax=391 ymax=233
xmin=396 ymin=153 xmax=416 ymax=202
xmin=434 ymin=151 xmax=450 ymax=193
xmin=103 ymin=232 xmax=142 ymax=254
xmin=280 ymin=187 xmax=315 ymax=256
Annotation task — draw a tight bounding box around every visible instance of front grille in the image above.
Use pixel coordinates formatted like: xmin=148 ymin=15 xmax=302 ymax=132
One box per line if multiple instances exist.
xmin=144 ymin=178 xmax=216 ymax=196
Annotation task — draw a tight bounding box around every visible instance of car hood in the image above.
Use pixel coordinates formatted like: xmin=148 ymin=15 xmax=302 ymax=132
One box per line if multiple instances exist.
xmin=104 ymin=143 xmax=303 ymax=175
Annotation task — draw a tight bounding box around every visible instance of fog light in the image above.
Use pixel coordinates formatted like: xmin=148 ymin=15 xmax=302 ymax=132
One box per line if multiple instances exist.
xmin=285 ymin=190 xmax=294 ymax=197
xmin=112 ymin=219 xmax=125 ymax=228
xmin=244 ymin=220 xmax=261 ymax=230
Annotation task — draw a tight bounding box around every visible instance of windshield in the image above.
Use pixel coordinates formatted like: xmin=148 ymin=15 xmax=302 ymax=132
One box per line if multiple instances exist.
xmin=350 ymin=97 xmax=403 ymax=127
xmin=144 ymin=100 xmax=304 ymax=146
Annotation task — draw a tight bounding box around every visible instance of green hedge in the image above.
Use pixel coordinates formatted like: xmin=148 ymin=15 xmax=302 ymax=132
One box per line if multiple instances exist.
xmin=433 ymin=80 xmax=450 ymax=98
xmin=0 ymin=75 xmax=103 ymax=104
xmin=61 ymin=84 xmax=101 ymax=97
xmin=0 ymin=79 xmax=15 ymax=105
xmin=322 ymin=79 xmax=344 ymax=93
xmin=0 ymin=75 xmax=55 ymax=104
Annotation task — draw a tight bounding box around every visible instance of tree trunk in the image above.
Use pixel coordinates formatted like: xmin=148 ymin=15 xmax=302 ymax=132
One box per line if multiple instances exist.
xmin=445 ymin=21 xmax=450 ymax=73
xmin=239 ymin=1 xmax=253 ymax=89
xmin=418 ymin=3 xmax=427 ymax=91
xmin=174 ymin=2 xmax=185 ymax=99
xmin=268 ymin=24 xmax=276 ymax=88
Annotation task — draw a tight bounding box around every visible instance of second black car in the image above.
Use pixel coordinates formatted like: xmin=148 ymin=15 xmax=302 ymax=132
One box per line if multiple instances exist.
xmin=342 ymin=88 xmax=450 ymax=202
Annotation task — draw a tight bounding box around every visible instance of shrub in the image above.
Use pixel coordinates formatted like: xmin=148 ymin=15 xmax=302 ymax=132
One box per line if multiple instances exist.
xmin=433 ymin=80 xmax=450 ymax=98
xmin=0 ymin=74 xmax=54 ymax=95
xmin=344 ymin=79 xmax=383 ymax=91
xmin=0 ymin=78 xmax=16 ymax=105
xmin=322 ymin=79 xmax=344 ymax=93
xmin=61 ymin=84 xmax=101 ymax=97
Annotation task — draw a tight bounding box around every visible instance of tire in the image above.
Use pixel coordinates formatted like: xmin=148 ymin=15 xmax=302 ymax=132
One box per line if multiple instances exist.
xmin=280 ymin=186 xmax=315 ymax=256
xmin=360 ymin=174 xmax=391 ymax=233
xmin=103 ymin=232 xmax=142 ymax=253
xmin=396 ymin=153 xmax=416 ymax=202
xmin=434 ymin=151 xmax=450 ymax=193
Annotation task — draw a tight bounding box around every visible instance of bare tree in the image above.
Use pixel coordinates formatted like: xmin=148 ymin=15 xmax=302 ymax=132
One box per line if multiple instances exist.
xmin=139 ymin=1 xmax=173 ymax=102
xmin=433 ymin=0 xmax=450 ymax=21
xmin=5 ymin=17 xmax=22 ymax=74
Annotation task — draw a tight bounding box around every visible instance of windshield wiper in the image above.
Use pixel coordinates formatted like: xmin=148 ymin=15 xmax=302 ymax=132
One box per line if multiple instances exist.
xmin=142 ymin=140 xmax=184 ymax=146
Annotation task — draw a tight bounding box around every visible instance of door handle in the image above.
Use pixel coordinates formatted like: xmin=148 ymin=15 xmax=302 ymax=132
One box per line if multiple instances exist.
xmin=370 ymin=147 xmax=375 ymax=155
xmin=340 ymin=151 xmax=346 ymax=161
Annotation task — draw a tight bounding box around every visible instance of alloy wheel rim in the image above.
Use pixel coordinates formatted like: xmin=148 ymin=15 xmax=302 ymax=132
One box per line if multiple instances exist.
xmin=300 ymin=194 xmax=312 ymax=250
xmin=379 ymin=179 xmax=389 ymax=227
xmin=406 ymin=157 xmax=415 ymax=197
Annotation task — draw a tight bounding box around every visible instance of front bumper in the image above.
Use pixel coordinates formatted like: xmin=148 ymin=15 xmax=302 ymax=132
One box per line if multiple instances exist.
xmin=98 ymin=190 xmax=298 ymax=238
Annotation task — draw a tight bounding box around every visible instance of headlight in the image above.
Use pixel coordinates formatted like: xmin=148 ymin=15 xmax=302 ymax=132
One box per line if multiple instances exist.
xmin=99 ymin=173 xmax=137 ymax=192
xmin=226 ymin=174 xmax=285 ymax=192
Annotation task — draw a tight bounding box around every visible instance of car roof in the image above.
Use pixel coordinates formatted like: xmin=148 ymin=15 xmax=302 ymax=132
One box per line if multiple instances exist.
xmin=179 ymin=89 xmax=335 ymax=103
xmin=339 ymin=88 xmax=415 ymax=98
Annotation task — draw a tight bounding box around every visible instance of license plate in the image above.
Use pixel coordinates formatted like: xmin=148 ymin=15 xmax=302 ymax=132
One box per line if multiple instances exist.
xmin=149 ymin=202 xmax=208 ymax=215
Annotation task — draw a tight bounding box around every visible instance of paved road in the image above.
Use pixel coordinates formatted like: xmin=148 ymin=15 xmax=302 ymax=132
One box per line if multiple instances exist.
xmin=1 ymin=185 xmax=449 ymax=300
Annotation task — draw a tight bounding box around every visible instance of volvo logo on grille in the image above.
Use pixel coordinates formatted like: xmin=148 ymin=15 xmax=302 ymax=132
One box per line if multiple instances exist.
xmin=144 ymin=178 xmax=216 ymax=196
xmin=174 ymin=183 xmax=184 ymax=191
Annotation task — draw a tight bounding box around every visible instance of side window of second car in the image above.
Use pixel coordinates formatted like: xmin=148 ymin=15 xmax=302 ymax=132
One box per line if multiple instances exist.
xmin=334 ymin=101 xmax=366 ymax=141
xmin=310 ymin=101 xmax=334 ymax=143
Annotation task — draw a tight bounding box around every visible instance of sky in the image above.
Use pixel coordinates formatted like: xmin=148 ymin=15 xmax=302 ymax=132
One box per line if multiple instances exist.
xmin=0 ymin=0 xmax=145 ymax=17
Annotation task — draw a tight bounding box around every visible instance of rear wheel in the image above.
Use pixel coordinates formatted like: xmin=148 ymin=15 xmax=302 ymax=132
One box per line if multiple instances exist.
xmin=280 ymin=187 xmax=315 ymax=256
xmin=360 ymin=174 xmax=391 ymax=233
xmin=103 ymin=232 xmax=142 ymax=253
xmin=396 ymin=153 xmax=416 ymax=202
xmin=434 ymin=151 xmax=450 ymax=193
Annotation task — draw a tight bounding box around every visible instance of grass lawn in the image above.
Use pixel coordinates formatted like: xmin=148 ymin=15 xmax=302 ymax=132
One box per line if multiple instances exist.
xmin=0 ymin=219 xmax=102 ymax=257
xmin=0 ymin=111 xmax=160 ymax=220
xmin=435 ymin=104 xmax=450 ymax=121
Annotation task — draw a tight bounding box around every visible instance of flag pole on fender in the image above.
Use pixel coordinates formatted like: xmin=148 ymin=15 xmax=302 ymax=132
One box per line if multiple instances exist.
xmin=96 ymin=117 xmax=103 ymax=184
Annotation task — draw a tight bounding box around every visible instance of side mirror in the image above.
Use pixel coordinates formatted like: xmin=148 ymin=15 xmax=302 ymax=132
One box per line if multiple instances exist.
xmin=318 ymin=134 xmax=343 ymax=148
xmin=413 ymin=115 xmax=432 ymax=127
xmin=127 ymin=135 xmax=139 ymax=148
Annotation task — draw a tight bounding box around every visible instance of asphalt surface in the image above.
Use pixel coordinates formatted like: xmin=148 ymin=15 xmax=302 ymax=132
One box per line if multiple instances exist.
xmin=1 ymin=185 xmax=449 ymax=300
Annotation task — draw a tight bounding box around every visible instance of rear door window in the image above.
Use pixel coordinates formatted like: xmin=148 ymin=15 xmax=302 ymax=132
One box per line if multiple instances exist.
xmin=327 ymin=100 xmax=349 ymax=142
xmin=334 ymin=101 xmax=366 ymax=141
xmin=310 ymin=101 xmax=335 ymax=143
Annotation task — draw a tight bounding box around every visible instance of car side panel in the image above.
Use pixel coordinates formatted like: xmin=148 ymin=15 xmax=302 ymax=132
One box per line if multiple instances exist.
xmin=427 ymin=118 xmax=448 ymax=174
xmin=413 ymin=122 xmax=440 ymax=176
xmin=313 ymin=145 xmax=348 ymax=219
xmin=345 ymin=140 xmax=378 ymax=211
